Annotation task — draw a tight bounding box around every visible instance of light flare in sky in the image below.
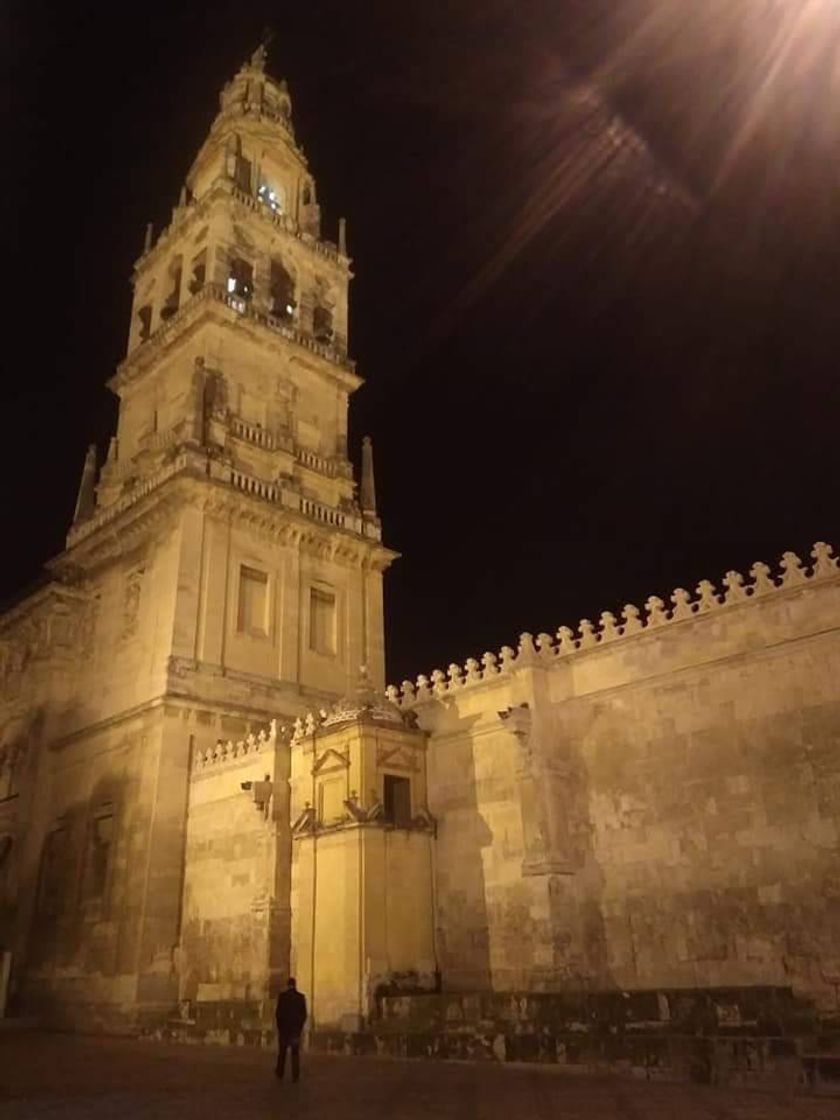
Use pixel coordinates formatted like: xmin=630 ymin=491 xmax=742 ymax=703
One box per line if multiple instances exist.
xmin=594 ymin=0 xmax=840 ymax=190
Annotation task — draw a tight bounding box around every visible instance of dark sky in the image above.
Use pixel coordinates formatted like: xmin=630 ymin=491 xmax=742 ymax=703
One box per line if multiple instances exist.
xmin=4 ymin=0 xmax=839 ymax=684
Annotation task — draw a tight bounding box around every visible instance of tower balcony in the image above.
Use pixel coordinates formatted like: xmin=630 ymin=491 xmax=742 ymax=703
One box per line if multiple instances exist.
xmin=113 ymin=282 xmax=358 ymax=394
xmin=67 ymin=446 xmax=382 ymax=548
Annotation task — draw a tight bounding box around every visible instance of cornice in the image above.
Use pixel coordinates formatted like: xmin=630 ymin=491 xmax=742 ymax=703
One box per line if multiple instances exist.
xmin=60 ymin=458 xmax=398 ymax=573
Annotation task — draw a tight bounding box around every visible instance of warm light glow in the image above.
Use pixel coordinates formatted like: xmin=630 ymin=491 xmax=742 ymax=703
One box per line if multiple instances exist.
xmin=593 ymin=0 xmax=840 ymax=190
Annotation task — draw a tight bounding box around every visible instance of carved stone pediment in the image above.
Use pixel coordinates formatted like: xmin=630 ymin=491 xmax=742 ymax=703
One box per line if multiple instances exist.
xmin=376 ymin=745 xmax=419 ymax=773
xmin=312 ymin=747 xmax=350 ymax=775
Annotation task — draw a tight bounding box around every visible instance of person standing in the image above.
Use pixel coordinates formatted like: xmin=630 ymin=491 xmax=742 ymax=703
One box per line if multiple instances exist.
xmin=275 ymin=977 xmax=307 ymax=1082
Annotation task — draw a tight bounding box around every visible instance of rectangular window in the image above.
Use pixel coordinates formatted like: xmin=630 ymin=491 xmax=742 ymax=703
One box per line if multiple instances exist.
xmin=228 ymin=257 xmax=253 ymax=301
xmin=309 ymin=587 xmax=336 ymax=655
xmin=234 ymin=155 xmax=252 ymax=194
xmin=383 ymin=775 xmax=412 ymax=828
xmin=188 ymin=249 xmax=207 ymax=295
xmin=237 ymin=566 xmax=269 ymax=635
xmin=160 ymin=255 xmax=183 ymax=321
xmin=83 ymin=810 xmax=114 ymax=901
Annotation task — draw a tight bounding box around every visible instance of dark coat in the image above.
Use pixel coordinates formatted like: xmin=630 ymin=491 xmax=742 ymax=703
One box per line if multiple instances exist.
xmin=275 ymin=988 xmax=307 ymax=1038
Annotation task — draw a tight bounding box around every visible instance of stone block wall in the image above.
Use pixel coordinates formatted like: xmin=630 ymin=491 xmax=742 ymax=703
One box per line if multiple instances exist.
xmin=179 ymin=723 xmax=290 ymax=1025
xmin=391 ymin=545 xmax=840 ymax=1006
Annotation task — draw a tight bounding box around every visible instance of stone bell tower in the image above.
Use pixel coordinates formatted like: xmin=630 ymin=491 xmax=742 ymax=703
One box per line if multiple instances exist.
xmin=8 ymin=46 xmax=395 ymax=1031
xmin=83 ymin=43 xmax=394 ymax=700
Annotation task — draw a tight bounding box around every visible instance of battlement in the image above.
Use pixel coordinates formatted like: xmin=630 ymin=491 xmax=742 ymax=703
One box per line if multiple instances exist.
xmin=191 ymin=719 xmax=293 ymax=774
xmin=383 ymin=541 xmax=839 ymax=708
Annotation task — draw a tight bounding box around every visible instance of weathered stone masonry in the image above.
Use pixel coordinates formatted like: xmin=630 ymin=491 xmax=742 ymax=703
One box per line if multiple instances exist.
xmin=0 ymin=47 xmax=838 ymax=1073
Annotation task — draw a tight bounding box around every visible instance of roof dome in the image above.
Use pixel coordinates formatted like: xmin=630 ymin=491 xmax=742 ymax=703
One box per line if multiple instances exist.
xmin=321 ymin=666 xmax=406 ymax=730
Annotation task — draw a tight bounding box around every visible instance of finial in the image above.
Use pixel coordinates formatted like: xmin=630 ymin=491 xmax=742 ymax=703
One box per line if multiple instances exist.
xmin=338 ymin=217 xmax=348 ymax=256
xmin=250 ymin=26 xmax=274 ymax=71
xmin=73 ymin=444 xmax=98 ymax=523
xmin=143 ymin=222 xmax=153 ymax=253
xmin=360 ymin=436 xmax=377 ymax=516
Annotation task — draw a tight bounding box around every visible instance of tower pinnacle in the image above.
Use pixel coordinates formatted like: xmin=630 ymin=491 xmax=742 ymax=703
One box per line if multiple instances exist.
xmin=360 ymin=436 xmax=377 ymax=517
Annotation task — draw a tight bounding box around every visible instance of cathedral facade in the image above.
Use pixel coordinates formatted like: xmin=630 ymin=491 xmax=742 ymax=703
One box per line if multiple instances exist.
xmin=1 ymin=52 xmax=839 ymax=1038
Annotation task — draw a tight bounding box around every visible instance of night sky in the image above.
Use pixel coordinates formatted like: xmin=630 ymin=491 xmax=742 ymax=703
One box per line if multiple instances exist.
xmin=5 ymin=1 xmax=839 ymax=684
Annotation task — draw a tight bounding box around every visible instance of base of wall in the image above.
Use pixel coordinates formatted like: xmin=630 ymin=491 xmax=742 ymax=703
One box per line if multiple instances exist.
xmin=139 ymin=999 xmax=276 ymax=1049
xmin=308 ymin=987 xmax=840 ymax=1097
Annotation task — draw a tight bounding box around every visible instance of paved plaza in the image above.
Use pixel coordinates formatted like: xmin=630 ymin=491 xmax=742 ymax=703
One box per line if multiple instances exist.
xmin=0 ymin=1032 xmax=837 ymax=1120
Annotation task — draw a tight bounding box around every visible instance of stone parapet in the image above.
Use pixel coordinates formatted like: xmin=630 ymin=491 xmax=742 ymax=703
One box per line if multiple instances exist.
xmin=384 ymin=541 xmax=840 ymax=708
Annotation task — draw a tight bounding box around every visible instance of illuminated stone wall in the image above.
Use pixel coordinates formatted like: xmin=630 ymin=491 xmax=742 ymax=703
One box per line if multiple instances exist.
xmin=289 ymin=714 xmax=437 ymax=1029
xmin=0 ymin=49 xmax=393 ymax=1032
xmin=391 ymin=544 xmax=840 ymax=1008
xmin=178 ymin=725 xmax=290 ymax=1030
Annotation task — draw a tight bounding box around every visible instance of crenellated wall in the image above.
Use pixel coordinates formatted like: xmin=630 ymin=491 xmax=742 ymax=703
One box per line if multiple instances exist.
xmin=370 ymin=542 xmax=840 ymax=1006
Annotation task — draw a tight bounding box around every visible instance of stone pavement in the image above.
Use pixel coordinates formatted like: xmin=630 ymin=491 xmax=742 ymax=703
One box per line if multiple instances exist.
xmin=0 ymin=1032 xmax=837 ymax=1120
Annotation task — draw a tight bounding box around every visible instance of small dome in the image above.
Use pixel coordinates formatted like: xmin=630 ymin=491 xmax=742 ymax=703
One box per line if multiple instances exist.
xmin=321 ymin=666 xmax=406 ymax=730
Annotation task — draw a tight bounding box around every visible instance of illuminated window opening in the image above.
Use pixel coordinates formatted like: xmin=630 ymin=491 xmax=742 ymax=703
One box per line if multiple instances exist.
xmin=227 ymin=257 xmax=253 ymax=303
xmin=269 ymin=259 xmax=295 ymax=321
xmin=160 ymin=256 xmax=183 ymax=322
xmin=188 ymin=249 xmax=206 ymax=295
xmin=258 ymin=181 xmax=284 ymax=213
xmin=313 ymin=304 xmax=333 ymax=343
xmin=137 ymin=304 xmax=152 ymax=342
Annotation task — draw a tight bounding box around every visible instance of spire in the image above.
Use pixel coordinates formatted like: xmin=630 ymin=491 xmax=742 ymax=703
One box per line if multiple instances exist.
xmin=360 ymin=437 xmax=377 ymax=516
xmin=250 ymin=26 xmax=274 ymax=72
xmin=249 ymin=43 xmax=268 ymax=73
xmin=73 ymin=444 xmax=98 ymax=523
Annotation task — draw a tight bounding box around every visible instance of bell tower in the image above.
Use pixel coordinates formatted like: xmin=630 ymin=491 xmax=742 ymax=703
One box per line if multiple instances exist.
xmin=73 ymin=44 xmax=394 ymax=704
xmin=11 ymin=48 xmax=396 ymax=1030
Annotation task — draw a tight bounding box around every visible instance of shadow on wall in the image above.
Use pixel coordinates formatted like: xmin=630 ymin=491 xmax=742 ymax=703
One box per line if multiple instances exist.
xmin=15 ymin=771 xmax=137 ymax=1020
xmin=431 ymin=711 xmax=494 ymax=992
xmin=521 ymin=699 xmax=616 ymax=992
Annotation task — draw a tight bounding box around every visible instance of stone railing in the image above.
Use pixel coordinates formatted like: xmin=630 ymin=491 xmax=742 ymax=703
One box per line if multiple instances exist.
xmin=229 ymin=469 xmax=279 ymax=502
xmin=228 ymin=182 xmax=344 ymax=265
xmin=383 ymin=542 xmax=840 ymax=709
xmin=229 ymin=417 xmax=276 ymax=450
xmin=70 ymin=451 xmax=361 ymax=547
xmin=228 ymin=467 xmax=358 ymax=532
xmin=116 ymin=282 xmax=355 ymax=386
xmin=297 ymin=448 xmax=337 ymax=477
xmin=300 ymin=496 xmax=347 ymax=528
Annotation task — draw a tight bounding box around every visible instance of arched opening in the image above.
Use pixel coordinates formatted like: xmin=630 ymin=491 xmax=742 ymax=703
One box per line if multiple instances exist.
xmin=159 ymin=255 xmax=183 ymax=321
xmin=269 ymin=259 xmax=295 ymax=321
xmin=227 ymin=257 xmax=253 ymax=303
xmin=312 ymin=303 xmax=333 ymax=343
